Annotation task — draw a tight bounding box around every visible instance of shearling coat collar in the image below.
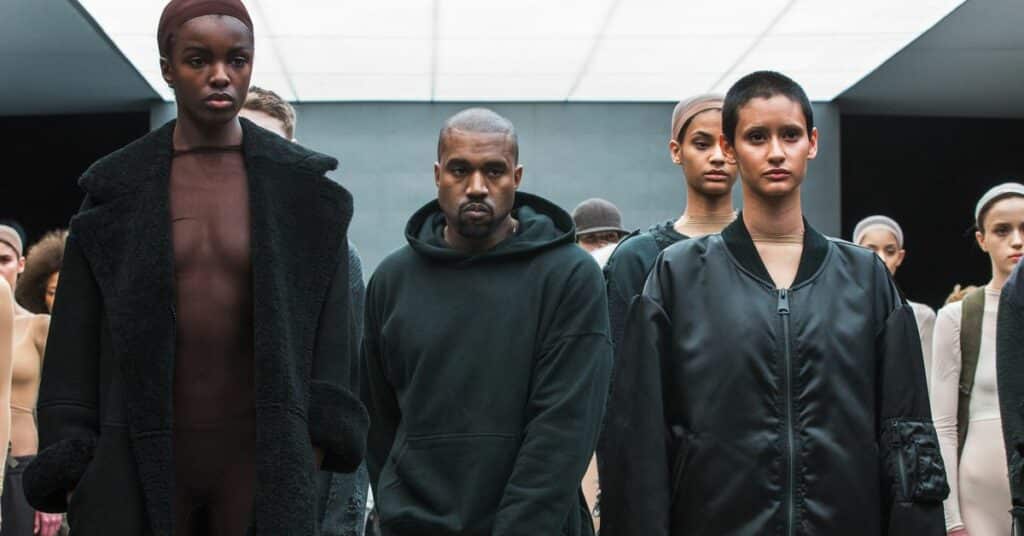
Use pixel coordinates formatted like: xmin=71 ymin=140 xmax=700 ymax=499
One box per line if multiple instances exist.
xmin=68 ymin=119 xmax=351 ymax=535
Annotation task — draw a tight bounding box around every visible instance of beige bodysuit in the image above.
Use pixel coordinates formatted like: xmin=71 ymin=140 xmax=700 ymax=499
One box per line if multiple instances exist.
xmin=931 ymin=286 xmax=1012 ymax=534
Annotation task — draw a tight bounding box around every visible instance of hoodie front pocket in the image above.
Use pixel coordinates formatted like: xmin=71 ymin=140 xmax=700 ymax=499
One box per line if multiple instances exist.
xmin=379 ymin=433 xmax=520 ymax=532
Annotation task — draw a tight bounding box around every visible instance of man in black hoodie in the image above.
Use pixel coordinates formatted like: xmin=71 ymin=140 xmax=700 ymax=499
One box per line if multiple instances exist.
xmin=362 ymin=108 xmax=612 ymax=536
xmin=600 ymin=71 xmax=947 ymax=535
xmin=998 ymin=261 xmax=1024 ymax=535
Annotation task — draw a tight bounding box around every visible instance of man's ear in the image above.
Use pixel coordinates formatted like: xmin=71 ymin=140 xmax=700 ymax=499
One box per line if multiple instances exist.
xmin=513 ymin=165 xmax=523 ymax=190
xmin=160 ymin=57 xmax=173 ymax=88
xmin=434 ymin=162 xmax=442 ymax=188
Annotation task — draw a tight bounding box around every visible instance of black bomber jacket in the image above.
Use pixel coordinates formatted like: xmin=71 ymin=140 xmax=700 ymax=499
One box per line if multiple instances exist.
xmin=599 ymin=214 xmax=949 ymax=536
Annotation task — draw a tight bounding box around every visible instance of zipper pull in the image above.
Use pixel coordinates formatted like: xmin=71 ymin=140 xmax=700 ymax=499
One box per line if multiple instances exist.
xmin=777 ymin=289 xmax=790 ymax=315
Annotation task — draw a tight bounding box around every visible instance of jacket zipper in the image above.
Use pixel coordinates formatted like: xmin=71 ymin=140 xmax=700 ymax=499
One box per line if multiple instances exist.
xmin=777 ymin=289 xmax=795 ymax=536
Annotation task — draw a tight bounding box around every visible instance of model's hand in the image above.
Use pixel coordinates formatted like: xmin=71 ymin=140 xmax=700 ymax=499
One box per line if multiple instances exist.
xmin=34 ymin=511 xmax=62 ymax=536
xmin=948 ymin=529 xmax=969 ymax=536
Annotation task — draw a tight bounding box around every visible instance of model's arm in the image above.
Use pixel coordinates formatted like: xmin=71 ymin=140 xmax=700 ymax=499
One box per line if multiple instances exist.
xmin=931 ymin=305 xmax=964 ymax=532
xmin=0 ymin=279 xmax=14 ymax=493
xmin=875 ymin=265 xmax=948 ymax=535
xmin=597 ymin=260 xmax=673 ymax=536
xmin=22 ymin=233 xmax=101 ymax=513
xmin=309 ymin=236 xmax=369 ymax=474
xmin=997 ymin=265 xmax=1024 ymax=534
xmin=360 ymin=274 xmax=400 ymax=491
xmin=491 ymin=260 xmax=613 ymax=536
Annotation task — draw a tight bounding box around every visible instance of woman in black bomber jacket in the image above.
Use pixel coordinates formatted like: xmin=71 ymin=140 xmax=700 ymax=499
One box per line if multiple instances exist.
xmin=599 ymin=71 xmax=947 ymax=536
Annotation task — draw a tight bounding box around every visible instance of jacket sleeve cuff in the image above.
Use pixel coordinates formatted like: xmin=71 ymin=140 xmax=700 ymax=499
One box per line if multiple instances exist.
xmin=309 ymin=380 xmax=368 ymax=473
xmin=880 ymin=419 xmax=949 ymax=503
xmin=23 ymin=437 xmax=96 ymax=513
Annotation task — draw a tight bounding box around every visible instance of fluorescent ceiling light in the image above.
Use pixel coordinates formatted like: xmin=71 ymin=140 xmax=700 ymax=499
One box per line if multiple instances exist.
xmin=77 ymin=0 xmax=964 ymax=102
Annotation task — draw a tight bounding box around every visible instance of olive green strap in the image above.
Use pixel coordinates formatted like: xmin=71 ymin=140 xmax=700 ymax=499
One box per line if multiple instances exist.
xmin=957 ymin=287 xmax=986 ymax=458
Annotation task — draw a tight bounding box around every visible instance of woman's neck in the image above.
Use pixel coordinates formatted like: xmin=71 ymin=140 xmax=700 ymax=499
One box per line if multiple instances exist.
xmin=743 ymin=190 xmax=804 ymax=238
xmin=173 ymin=115 xmax=243 ymax=150
xmin=674 ymin=186 xmax=735 ymax=236
xmin=990 ymin=268 xmax=1011 ymax=293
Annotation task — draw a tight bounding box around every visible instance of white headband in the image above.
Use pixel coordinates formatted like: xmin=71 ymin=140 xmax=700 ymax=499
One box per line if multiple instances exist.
xmin=853 ymin=215 xmax=904 ymax=248
xmin=976 ymin=182 xmax=1024 ymax=224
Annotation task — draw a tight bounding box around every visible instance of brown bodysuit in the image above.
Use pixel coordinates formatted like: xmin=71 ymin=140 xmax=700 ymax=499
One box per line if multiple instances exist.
xmin=169 ymin=146 xmax=256 ymax=535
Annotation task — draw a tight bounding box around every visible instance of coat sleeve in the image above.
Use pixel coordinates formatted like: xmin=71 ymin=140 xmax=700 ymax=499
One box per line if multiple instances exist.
xmin=998 ymin=263 xmax=1024 ymax=533
xmin=23 ymin=233 xmax=102 ymax=512
xmin=309 ymin=235 xmax=369 ymax=473
xmin=598 ymin=257 xmax=673 ymax=536
xmin=874 ymin=263 xmax=948 ymax=535
xmin=490 ymin=259 xmax=613 ymax=536
xmin=361 ymin=273 xmax=402 ymax=492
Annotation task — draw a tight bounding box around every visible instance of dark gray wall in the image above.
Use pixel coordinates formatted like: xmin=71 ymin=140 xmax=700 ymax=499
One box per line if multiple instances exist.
xmin=151 ymin=101 xmax=840 ymax=276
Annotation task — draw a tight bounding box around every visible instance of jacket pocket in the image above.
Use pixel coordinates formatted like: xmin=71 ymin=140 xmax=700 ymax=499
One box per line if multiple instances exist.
xmin=378 ymin=433 xmax=519 ymax=532
xmin=880 ymin=419 xmax=949 ymax=503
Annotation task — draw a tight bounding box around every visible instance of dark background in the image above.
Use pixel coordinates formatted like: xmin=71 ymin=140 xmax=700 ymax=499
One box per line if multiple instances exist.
xmin=0 ymin=112 xmax=149 ymax=246
xmin=841 ymin=114 xmax=1024 ymax=310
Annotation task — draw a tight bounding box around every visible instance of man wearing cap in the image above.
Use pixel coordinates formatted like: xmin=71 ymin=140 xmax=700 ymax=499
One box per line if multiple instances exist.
xmin=22 ymin=1 xmax=367 ymax=535
xmin=572 ymin=198 xmax=629 ymax=267
xmin=853 ymin=215 xmax=937 ymax=383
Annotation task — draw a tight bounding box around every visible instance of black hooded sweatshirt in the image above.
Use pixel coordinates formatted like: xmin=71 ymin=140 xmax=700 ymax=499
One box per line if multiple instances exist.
xmin=363 ymin=192 xmax=613 ymax=536
xmin=599 ymin=214 xmax=948 ymax=536
xmin=998 ymin=261 xmax=1024 ymax=532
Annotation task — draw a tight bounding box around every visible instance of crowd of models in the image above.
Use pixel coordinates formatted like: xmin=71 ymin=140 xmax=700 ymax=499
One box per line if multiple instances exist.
xmin=0 ymin=0 xmax=1023 ymax=535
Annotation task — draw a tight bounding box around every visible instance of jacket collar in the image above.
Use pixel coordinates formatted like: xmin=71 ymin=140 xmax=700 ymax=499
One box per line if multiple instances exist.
xmin=720 ymin=211 xmax=831 ymax=288
xmin=78 ymin=118 xmax=337 ymax=201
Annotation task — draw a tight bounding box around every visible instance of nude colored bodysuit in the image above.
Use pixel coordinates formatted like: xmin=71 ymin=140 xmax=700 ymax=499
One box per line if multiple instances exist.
xmin=931 ymin=286 xmax=1012 ymax=535
xmin=169 ymin=146 xmax=256 ymax=535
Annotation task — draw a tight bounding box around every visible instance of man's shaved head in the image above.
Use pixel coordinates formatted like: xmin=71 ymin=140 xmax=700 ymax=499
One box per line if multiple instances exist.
xmin=437 ymin=108 xmax=519 ymax=163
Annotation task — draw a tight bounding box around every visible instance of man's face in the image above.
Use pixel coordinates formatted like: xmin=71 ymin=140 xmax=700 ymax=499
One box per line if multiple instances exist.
xmin=161 ymin=15 xmax=254 ymax=129
xmin=577 ymin=231 xmax=622 ymax=253
xmin=722 ymin=95 xmax=817 ymax=201
xmin=858 ymin=228 xmax=905 ymax=275
xmin=239 ymin=108 xmax=289 ymax=140
xmin=0 ymin=242 xmax=23 ymax=291
xmin=670 ymin=110 xmax=738 ymax=198
xmin=434 ymin=129 xmax=522 ymax=242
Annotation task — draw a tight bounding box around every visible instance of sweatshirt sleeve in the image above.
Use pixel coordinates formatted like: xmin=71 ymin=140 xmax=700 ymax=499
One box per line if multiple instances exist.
xmin=491 ymin=259 xmax=613 ymax=536
xmin=596 ymin=280 xmax=673 ymax=536
xmin=998 ymin=266 xmax=1024 ymax=531
xmin=24 ymin=233 xmax=102 ymax=513
xmin=309 ymin=236 xmax=369 ymax=473
xmin=930 ymin=303 xmax=965 ymax=531
xmin=875 ymin=265 xmax=948 ymax=535
xmin=361 ymin=275 xmax=401 ymax=492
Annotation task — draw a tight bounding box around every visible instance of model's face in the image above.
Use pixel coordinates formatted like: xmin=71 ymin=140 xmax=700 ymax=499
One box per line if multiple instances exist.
xmin=722 ymin=95 xmax=817 ymax=201
xmin=0 ymin=242 xmax=23 ymax=291
xmin=670 ymin=110 xmax=737 ymax=198
xmin=577 ymin=231 xmax=622 ymax=253
xmin=859 ymin=228 xmax=905 ymax=275
xmin=239 ymin=108 xmax=289 ymax=140
xmin=161 ymin=15 xmax=254 ymax=129
xmin=434 ymin=129 xmax=522 ymax=242
xmin=45 ymin=271 xmax=59 ymax=313
xmin=977 ymin=196 xmax=1024 ymax=277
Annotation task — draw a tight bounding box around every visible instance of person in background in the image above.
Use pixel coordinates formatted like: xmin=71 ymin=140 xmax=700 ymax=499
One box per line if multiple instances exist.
xmin=932 ymin=182 xmax=1024 ymax=536
xmin=240 ymin=86 xmax=370 ymax=536
xmin=997 ymin=260 xmax=1024 ymax=535
xmin=0 ymin=275 xmax=16 ymax=530
xmin=363 ymin=108 xmax=612 ymax=535
xmin=572 ymin=198 xmax=629 ymax=266
xmin=0 ymin=222 xmax=59 ymax=536
xmin=15 ymin=231 xmax=67 ymax=315
xmin=853 ymin=216 xmax=937 ymax=384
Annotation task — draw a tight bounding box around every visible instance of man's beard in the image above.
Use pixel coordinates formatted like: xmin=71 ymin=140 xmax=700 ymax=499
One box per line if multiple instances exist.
xmin=453 ymin=202 xmax=504 ymax=239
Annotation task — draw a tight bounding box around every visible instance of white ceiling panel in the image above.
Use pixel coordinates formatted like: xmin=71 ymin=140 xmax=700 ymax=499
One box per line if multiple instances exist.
xmin=77 ymin=0 xmax=966 ymax=102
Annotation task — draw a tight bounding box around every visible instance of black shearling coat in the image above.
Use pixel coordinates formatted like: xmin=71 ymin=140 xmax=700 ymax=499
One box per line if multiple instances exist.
xmin=22 ymin=119 xmax=368 ymax=536
xmin=998 ymin=261 xmax=1024 ymax=534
